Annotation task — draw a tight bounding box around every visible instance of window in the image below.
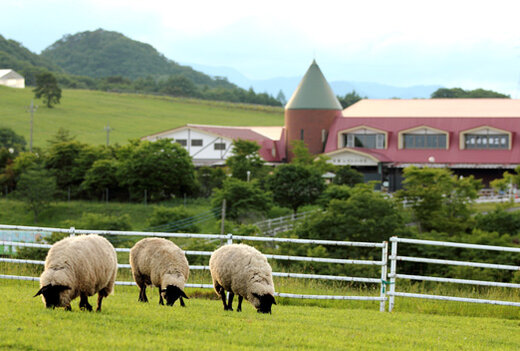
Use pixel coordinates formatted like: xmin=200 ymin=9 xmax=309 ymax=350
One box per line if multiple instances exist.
xmin=344 ymin=133 xmax=385 ymax=149
xmin=300 ymin=129 xmax=304 ymax=141
xmin=403 ymin=134 xmax=446 ymax=149
xmin=214 ymin=142 xmax=226 ymax=150
xmin=465 ymin=134 xmax=508 ymax=149
xmin=191 ymin=139 xmax=203 ymax=147
xmin=175 ymin=139 xmax=187 ymax=146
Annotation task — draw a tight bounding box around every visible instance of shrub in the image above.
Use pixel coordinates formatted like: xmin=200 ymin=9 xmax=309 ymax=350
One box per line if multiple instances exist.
xmin=146 ymin=206 xmax=200 ymax=233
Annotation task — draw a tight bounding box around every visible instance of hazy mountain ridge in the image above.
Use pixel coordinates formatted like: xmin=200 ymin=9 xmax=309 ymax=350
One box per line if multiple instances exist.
xmin=188 ymin=63 xmax=443 ymax=99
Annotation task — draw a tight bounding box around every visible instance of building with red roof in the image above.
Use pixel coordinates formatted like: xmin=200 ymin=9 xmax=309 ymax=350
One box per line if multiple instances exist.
xmin=143 ymin=61 xmax=520 ymax=190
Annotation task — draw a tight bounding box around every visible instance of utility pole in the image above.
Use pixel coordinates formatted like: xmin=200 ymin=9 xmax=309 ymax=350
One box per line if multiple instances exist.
xmin=104 ymin=123 xmax=113 ymax=146
xmin=220 ymin=199 xmax=226 ymax=235
xmin=26 ymin=100 xmax=38 ymax=152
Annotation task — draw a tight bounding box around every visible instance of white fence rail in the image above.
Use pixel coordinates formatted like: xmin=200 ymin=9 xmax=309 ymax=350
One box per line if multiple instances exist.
xmin=0 ymin=224 xmax=388 ymax=311
xmin=388 ymin=236 xmax=520 ymax=311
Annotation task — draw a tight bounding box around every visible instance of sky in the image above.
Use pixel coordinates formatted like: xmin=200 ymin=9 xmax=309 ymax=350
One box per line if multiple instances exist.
xmin=3 ymin=0 xmax=520 ymax=96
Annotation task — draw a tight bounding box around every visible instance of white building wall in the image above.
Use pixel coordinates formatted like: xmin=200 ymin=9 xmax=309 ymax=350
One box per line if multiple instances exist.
xmin=149 ymin=128 xmax=235 ymax=161
xmin=0 ymin=70 xmax=25 ymax=88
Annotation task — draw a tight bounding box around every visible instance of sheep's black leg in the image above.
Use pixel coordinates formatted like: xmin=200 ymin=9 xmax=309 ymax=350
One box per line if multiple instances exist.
xmin=97 ymin=289 xmax=109 ymax=312
xmin=237 ymin=295 xmax=243 ymax=312
xmin=227 ymin=291 xmax=234 ymax=311
xmin=80 ymin=293 xmax=93 ymax=312
xmin=216 ymin=285 xmax=228 ymax=311
xmin=138 ymin=284 xmax=148 ymax=303
xmin=65 ymin=305 xmax=72 ymax=311
xmin=180 ymin=297 xmax=186 ymax=307
xmin=159 ymin=287 xmax=164 ymax=305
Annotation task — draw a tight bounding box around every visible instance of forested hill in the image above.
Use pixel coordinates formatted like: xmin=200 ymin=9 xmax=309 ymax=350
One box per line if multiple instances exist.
xmin=0 ymin=30 xmax=281 ymax=106
xmin=41 ymin=29 xmax=233 ymax=89
xmin=0 ymin=35 xmax=64 ymax=84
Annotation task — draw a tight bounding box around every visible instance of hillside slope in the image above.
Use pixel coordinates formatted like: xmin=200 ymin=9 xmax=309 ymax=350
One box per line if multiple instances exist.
xmin=0 ymin=86 xmax=283 ymax=148
xmin=41 ymin=29 xmax=234 ymax=89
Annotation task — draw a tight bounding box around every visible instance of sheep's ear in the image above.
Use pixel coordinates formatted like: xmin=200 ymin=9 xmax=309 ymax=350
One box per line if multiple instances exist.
xmin=180 ymin=290 xmax=189 ymax=299
xmin=271 ymin=294 xmax=277 ymax=305
xmin=34 ymin=286 xmax=48 ymax=297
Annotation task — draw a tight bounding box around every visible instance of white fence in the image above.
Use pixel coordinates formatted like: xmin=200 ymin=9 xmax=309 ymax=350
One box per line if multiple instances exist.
xmin=0 ymin=224 xmax=389 ymax=312
xmin=388 ymin=236 xmax=520 ymax=312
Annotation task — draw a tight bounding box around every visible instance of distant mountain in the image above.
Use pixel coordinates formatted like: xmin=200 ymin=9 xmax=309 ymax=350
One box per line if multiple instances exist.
xmin=188 ymin=63 xmax=443 ymax=99
xmin=0 ymin=34 xmax=64 ymax=84
xmin=41 ymin=29 xmax=235 ymax=89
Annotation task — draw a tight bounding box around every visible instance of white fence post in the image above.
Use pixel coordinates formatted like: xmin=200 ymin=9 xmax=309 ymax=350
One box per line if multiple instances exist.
xmin=379 ymin=241 xmax=388 ymax=312
xmin=69 ymin=226 xmax=75 ymax=237
xmin=389 ymin=237 xmax=398 ymax=312
xmin=227 ymin=233 xmax=233 ymax=245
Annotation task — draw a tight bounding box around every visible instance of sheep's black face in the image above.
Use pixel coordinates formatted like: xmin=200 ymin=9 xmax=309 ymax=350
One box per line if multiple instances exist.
xmin=34 ymin=284 xmax=71 ymax=308
xmin=253 ymin=293 xmax=276 ymax=314
xmin=162 ymin=285 xmax=189 ymax=306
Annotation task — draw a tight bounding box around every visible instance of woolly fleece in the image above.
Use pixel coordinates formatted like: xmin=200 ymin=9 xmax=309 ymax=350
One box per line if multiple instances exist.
xmin=129 ymin=238 xmax=189 ymax=291
xmin=209 ymin=243 xmax=275 ymax=308
xmin=39 ymin=234 xmax=117 ymax=308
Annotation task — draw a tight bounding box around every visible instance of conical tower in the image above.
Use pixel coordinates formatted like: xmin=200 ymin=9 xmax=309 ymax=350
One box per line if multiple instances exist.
xmin=285 ymin=60 xmax=342 ymax=160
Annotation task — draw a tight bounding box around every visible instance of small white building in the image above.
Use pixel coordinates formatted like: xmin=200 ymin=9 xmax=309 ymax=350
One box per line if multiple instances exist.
xmin=142 ymin=124 xmax=285 ymax=166
xmin=0 ymin=69 xmax=25 ymax=88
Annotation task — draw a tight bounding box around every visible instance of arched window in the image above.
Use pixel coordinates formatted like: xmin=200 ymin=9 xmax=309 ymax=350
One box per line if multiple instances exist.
xmin=460 ymin=126 xmax=511 ymax=150
xmin=339 ymin=126 xmax=387 ymax=149
xmin=398 ymin=126 xmax=449 ymax=149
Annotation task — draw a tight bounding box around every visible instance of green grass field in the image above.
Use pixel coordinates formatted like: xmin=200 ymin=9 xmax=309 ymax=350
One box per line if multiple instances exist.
xmin=0 ymin=198 xmax=219 ymax=233
xmin=0 ymin=85 xmax=284 ymax=148
xmin=2 ymin=280 xmax=520 ymax=350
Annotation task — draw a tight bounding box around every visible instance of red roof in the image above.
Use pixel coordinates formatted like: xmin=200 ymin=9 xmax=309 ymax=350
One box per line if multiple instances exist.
xmin=185 ymin=124 xmax=285 ymax=162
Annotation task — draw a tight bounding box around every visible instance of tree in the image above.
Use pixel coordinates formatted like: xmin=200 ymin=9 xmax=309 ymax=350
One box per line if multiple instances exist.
xmin=266 ymin=164 xmax=325 ymax=213
xmin=0 ymin=151 xmax=40 ymax=192
xmin=226 ymin=139 xmax=266 ymax=181
xmin=196 ymin=166 xmax=226 ymax=197
xmin=33 ymin=72 xmax=62 ymax=108
xmin=276 ymin=90 xmax=287 ymax=105
xmin=0 ymin=127 xmax=26 ymax=155
xmin=80 ymin=159 xmax=122 ymax=199
xmin=395 ymin=167 xmax=482 ymax=234
xmin=45 ymin=140 xmax=109 ymax=197
xmin=160 ymin=75 xmax=198 ymax=97
xmin=15 ymin=165 xmax=57 ymax=223
xmin=333 ymin=165 xmax=364 ymax=186
xmin=298 ymin=184 xmax=404 ymax=243
xmin=290 ymin=140 xmax=334 ymax=174
xmin=117 ymin=139 xmax=197 ymax=201
xmin=211 ymin=178 xmax=272 ymax=223
xmin=338 ymin=90 xmax=365 ymax=109
xmin=431 ymin=87 xmax=510 ymax=99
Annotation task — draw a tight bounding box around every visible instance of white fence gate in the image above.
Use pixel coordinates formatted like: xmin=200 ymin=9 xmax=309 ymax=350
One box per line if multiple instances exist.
xmin=0 ymin=224 xmax=389 ymax=312
xmin=388 ymin=236 xmax=520 ymax=311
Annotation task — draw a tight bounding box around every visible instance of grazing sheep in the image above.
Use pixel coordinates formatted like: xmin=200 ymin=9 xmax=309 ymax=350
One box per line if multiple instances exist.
xmin=129 ymin=238 xmax=189 ymax=306
xmin=34 ymin=234 xmax=118 ymax=312
xmin=209 ymin=243 xmax=276 ymax=314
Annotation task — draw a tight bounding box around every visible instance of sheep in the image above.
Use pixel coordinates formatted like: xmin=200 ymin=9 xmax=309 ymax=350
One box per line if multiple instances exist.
xmin=129 ymin=237 xmax=190 ymax=307
xmin=34 ymin=234 xmax=117 ymax=312
xmin=209 ymin=243 xmax=276 ymax=314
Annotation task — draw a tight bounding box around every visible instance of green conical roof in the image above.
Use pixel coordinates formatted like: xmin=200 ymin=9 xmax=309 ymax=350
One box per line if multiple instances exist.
xmin=285 ymin=60 xmax=342 ymax=110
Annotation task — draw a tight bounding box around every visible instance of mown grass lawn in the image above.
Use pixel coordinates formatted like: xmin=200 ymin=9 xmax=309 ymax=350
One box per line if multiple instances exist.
xmin=2 ymin=280 xmax=520 ymax=350
xmin=0 ymin=85 xmax=283 ymax=148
